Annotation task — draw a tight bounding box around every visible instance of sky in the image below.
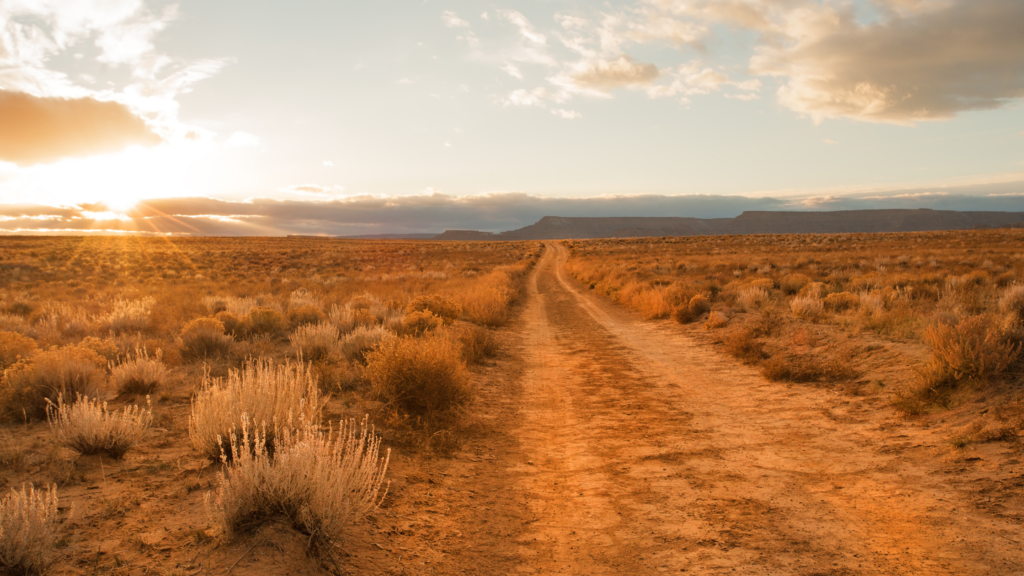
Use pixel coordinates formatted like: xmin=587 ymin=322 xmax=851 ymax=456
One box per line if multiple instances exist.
xmin=0 ymin=0 xmax=1023 ymax=235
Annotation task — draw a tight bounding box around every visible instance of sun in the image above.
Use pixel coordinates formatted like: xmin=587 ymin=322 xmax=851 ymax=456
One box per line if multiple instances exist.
xmin=16 ymin=141 xmax=209 ymax=212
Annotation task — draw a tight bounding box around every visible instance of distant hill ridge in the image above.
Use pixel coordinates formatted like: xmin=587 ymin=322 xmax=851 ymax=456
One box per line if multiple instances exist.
xmin=433 ymin=209 xmax=1024 ymax=240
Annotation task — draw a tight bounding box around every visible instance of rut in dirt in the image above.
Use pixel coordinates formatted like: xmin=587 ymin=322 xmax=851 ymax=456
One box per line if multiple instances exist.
xmin=438 ymin=242 xmax=1023 ymax=576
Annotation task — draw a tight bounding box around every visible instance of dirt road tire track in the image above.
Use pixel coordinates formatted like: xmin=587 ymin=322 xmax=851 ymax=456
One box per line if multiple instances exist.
xmin=359 ymin=242 xmax=1024 ymax=575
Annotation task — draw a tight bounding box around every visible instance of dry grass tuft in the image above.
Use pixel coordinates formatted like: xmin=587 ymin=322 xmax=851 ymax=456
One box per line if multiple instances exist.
xmin=736 ymin=287 xmax=770 ymax=311
xmin=340 ymin=325 xmax=394 ymax=363
xmin=722 ymin=329 xmax=768 ymax=364
xmin=213 ymin=311 xmax=241 ymax=335
xmin=189 ymin=358 xmax=322 ymax=460
xmin=999 ymin=284 xmax=1024 ymax=342
xmin=0 ymin=484 xmax=61 ymax=574
xmin=289 ymin=322 xmax=339 ymax=361
xmin=206 ymin=416 xmax=389 ymax=555
xmin=404 ymin=295 xmax=462 ymax=325
xmin=179 ymin=317 xmax=233 ymax=361
xmin=704 ymin=311 xmax=729 ymax=330
xmin=47 ymin=394 xmax=152 ymax=459
xmin=760 ymin=353 xmax=858 ymax=384
xmin=790 ymin=295 xmax=823 ymax=320
xmin=0 ymin=331 xmax=36 ymax=370
xmin=401 ymin=310 xmax=442 ymax=336
xmin=672 ymin=293 xmax=711 ymax=324
xmin=2 ymin=346 xmax=106 ymax=421
xmin=104 ymin=297 xmax=155 ymax=334
xmin=364 ymin=333 xmax=471 ymax=424
xmin=452 ymin=324 xmax=496 ymax=364
xmin=923 ymin=315 xmax=1018 ymax=384
xmin=287 ymin=304 xmax=326 ymax=329
xmin=823 ymin=291 xmax=859 ymax=312
xmin=239 ymin=307 xmax=286 ymax=339
xmin=459 ymin=264 xmax=530 ymax=326
xmin=780 ymin=273 xmax=811 ymax=295
xmin=109 ymin=348 xmax=168 ymax=395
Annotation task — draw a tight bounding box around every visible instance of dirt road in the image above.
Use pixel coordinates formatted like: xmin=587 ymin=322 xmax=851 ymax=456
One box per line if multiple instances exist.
xmin=356 ymin=242 xmax=1024 ymax=575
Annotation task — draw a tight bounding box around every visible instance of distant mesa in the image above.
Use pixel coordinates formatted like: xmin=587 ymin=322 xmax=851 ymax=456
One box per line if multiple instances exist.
xmin=433 ymin=210 xmax=1024 ymax=241
xmin=291 ymin=209 xmax=1024 ymax=241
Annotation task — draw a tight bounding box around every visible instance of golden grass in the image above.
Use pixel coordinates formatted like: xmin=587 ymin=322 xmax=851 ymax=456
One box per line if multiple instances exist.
xmin=47 ymin=394 xmax=152 ymax=459
xmin=109 ymin=348 xmax=167 ymax=395
xmin=2 ymin=346 xmax=106 ymax=421
xmin=0 ymin=236 xmax=538 ymax=566
xmin=0 ymin=331 xmax=36 ymax=370
xmin=207 ymin=416 xmax=389 ymax=556
xmin=0 ymin=484 xmax=61 ymax=574
xmin=189 ymin=358 xmax=322 ymax=460
xmin=179 ymin=317 xmax=233 ymax=361
xmin=289 ymin=322 xmax=340 ymax=362
xmin=565 ymin=229 xmax=1024 ymax=405
xmin=364 ymin=333 xmax=471 ymax=424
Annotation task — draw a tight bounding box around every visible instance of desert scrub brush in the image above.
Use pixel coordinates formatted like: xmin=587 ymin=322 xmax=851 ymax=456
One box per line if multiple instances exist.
xmin=207 ymin=415 xmax=389 ymax=555
xmin=189 ymin=358 xmax=322 ymax=460
xmin=47 ymin=394 xmax=152 ymax=459
xmin=0 ymin=484 xmax=62 ymax=574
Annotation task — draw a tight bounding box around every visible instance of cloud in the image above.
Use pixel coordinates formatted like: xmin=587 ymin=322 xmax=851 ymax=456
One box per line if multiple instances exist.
xmin=551 ymin=108 xmax=581 ymax=120
xmin=3 ymin=177 xmax=1024 ymax=236
xmin=0 ymin=0 xmax=228 ymax=145
xmin=556 ymin=56 xmax=659 ymax=93
xmin=450 ymin=0 xmax=1024 ymax=125
xmin=284 ymin=184 xmax=346 ymax=198
xmin=503 ymin=87 xmax=565 ymax=108
xmin=441 ymin=11 xmax=470 ymax=28
xmin=224 ymin=131 xmax=259 ymax=147
xmin=751 ymin=0 xmax=1024 ymax=124
xmin=0 ymin=90 xmax=162 ymax=165
xmin=501 ymin=63 xmax=524 ymax=79
xmin=323 ymin=160 xmax=335 ymax=167
xmin=499 ymin=10 xmax=547 ymax=46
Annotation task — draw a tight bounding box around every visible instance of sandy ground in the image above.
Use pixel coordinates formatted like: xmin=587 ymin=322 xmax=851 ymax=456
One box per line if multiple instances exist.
xmin=349 ymin=242 xmax=1024 ymax=576
xmin=25 ymin=241 xmax=1024 ymax=575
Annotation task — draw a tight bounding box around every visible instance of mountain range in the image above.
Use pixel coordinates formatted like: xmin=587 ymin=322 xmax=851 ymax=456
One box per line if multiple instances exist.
xmin=429 ymin=209 xmax=1024 ymax=240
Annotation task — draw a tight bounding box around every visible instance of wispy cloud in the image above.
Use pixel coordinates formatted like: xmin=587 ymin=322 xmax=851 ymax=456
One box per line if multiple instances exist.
xmin=444 ymin=0 xmax=1024 ymax=125
xmin=441 ymin=11 xmax=470 ymax=28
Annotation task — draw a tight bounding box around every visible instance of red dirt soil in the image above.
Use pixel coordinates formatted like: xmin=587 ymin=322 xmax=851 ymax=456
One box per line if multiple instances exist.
xmin=27 ymin=241 xmax=1024 ymax=575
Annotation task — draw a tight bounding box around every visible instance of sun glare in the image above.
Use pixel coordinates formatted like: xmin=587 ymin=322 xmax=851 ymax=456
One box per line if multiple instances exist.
xmin=11 ymin=141 xmax=213 ymax=211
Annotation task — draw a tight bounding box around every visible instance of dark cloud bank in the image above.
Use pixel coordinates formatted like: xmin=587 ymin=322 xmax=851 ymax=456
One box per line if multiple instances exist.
xmin=2 ymin=180 xmax=1024 ymax=236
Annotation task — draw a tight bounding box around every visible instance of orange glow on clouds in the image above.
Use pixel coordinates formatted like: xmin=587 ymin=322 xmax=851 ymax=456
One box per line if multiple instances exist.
xmin=2 ymin=140 xmax=217 ymax=210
